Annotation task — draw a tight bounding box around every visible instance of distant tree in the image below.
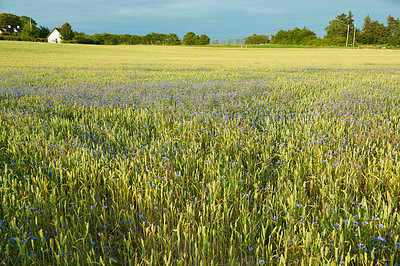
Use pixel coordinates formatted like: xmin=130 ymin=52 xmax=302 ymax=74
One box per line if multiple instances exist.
xmin=198 ymin=34 xmax=210 ymax=45
xmin=183 ymin=32 xmax=199 ymax=45
xmin=19 ymin=16 xmax=37 ymax=27
xmin=21 ymin=22 xmax=38 ymax=38
xmin=358 ymin=14 xmax=386 ymax=44
xmin=386 ymin=15 xmax=400 ymax=46
xmin=130 ymin=35 xmax=143 ymax=45
xmin=325 ymin=10 xmax=354 ymax=40
xmin=325 ymin=19 xmax=347 ymax=38
xmin=60 ymin=22 xmax=74 ymax=41
xmin=244 ymin=34 xmax=269 ymax=44
xmin=0 ymin=13 xmax=22 ymax=28
xmin=143 ymin=32 xmax=167 ymax=45
xmin=117 ymin=34 xmax=132 ymax=45
xmin=271 ymin=27 xmax=315 ymax=45
xmin=167 ymin=33 xmax=181 ymax=45
xmin=37 ymin=25 xmax=50 ymax=38
xmin=103 ymin=33 xmax=118 ymax=45
xmin=386 ymin=15 xmax=400 ymax=37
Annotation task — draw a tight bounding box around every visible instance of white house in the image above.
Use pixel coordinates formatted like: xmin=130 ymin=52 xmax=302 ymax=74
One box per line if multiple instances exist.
xmin=47 ymin=27 xmax=62 ymax=43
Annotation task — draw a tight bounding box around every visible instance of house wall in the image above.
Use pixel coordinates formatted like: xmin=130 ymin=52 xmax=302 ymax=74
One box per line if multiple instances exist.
xmin=48 ymin=30 xmax=62 ymax=43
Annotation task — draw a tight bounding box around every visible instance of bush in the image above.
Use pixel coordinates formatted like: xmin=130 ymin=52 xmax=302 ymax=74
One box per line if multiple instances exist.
xmin=75 ymin=37 xmax=99 ymax=44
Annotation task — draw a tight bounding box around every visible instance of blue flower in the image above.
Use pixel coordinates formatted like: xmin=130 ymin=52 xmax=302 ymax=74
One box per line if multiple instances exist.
xmin=359 ymin=243 xmax=365 ymax=249
xmin=377 ymin=236 xmax=386 ymax=242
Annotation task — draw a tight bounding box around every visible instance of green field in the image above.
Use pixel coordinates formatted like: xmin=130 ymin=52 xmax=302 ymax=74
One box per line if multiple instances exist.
xmin=1 ymin=42 xmax=400 ymax=265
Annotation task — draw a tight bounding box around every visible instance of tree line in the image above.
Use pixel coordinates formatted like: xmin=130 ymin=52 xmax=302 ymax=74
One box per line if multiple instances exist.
xmin=0 ymin=13 xmax=210 ymax=45
xmin=263 ymin=11 xmax=400 ymax=46
xmin=324 ymin=11 xmax=400 ymax=46
xmin=2 ymin=11 xmax=400 ymax=47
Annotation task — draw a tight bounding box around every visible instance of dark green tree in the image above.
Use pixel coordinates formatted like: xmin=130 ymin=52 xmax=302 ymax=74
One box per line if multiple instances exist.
xmin=21 ymin=22 xmax=38 ymax=38
xmin=37 ymin=25 xmax=50 ymax=38
xmin=0 ymin=13 xmax=22 ymax=27
xmin=19 ymin=16 xmax=37 ymax=27
xmin=386 ymin=15 xmax=400 ymax=46
xmin=325 ymin=19 xmax=347 ymax=38
xmin=386 ymin=15 xmax=400 ymax=36
xmin=198 ymin=34 xmax=210 ymax=45
xmin=272 ymin=27 xmax=316 ymax=45
xmin=358 ymin=14 xmax=386 ymax=44
xmin=362 ymin=14 xmax=373 ymax=34
xmin=325 ymin=11 xmax=354 ymax=40
xmin=244 ymin=34 xmax=269 ymax=44
xmin=167 ymin=33 xmax=181 ymax=45
xmin=183 ymin=32 xmax=199 ymax=45
xmin=60 ymin=22 xmax=74 ymax=41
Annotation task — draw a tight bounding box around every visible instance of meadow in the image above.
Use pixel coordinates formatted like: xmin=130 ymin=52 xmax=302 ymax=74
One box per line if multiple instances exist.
xmin=1 ymin=42 xmax=400 ymax=265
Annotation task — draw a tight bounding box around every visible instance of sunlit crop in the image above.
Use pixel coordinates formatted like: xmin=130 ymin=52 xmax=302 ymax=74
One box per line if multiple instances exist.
xmin=1 ymin=42 xmax=400 ymax=265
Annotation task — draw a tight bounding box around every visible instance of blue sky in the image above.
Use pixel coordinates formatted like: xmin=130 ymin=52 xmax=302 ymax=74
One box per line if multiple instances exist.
xmin=1 ymin=0 xmax=399 ymax=39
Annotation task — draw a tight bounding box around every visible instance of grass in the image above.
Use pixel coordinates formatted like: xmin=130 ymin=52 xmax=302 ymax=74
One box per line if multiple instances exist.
xmin=0 ymin=41 xmax=400 ymax=265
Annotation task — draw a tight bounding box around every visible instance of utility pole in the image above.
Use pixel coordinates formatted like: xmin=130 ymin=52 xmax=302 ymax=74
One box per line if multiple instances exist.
xmin=346 ymin=24 xmax=350 ymax=47
xmin=353 ymin=24 xmax=356 ymax=48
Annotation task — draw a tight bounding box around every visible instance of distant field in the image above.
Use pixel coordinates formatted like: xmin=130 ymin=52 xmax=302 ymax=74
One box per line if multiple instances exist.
xmin=1 ymin=41 xmax=400 ymax=265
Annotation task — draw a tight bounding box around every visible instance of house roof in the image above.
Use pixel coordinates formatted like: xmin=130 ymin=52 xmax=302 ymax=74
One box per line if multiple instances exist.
xmin=0 ymin=26 xmax=22 ymax=34
xmin=47 ymin=27 xmax=61 ymax=39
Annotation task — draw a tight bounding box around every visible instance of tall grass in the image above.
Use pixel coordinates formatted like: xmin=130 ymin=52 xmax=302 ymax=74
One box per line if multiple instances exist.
xmin=0 ymin=42 xmax=400 ymax=265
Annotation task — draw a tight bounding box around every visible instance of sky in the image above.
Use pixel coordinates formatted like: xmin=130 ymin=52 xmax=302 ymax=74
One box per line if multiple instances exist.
xmin=1 ymin=0 xmax=399 ymax=40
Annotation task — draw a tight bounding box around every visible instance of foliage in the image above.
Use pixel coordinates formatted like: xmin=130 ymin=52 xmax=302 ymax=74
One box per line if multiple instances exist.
xmin=89 ymin=32 xmax=182 ymax=45
xmin=60 ymin=22 xmax=75 ymax=41
xmin=167 ymin=33 xmax=181 ymax=45
xmin=244 ymin=34 xmax=269 ymax=44
xmin=356 ymin=14 xmax=400 ymax=45
xmin=0 ymin=13 xmax=22 ymax=28
xmin=198 ymin=34 xmax=210 ymax=45
xmin=21 ymin=22 xmax=38 ymax=38
xmin=271 ymin=27 xmax=316 ymax=45
xmin=183 ymin=32 xmax=199 ymax=45
xmin=1 ymin=42 xmax=400 ymax=265
xmin=325 ymin=19 xmax=347 ymax=39
xmin=324 ymin=10 xmax=355 ymax=46
xmin=182 ymin=32 xmax=210 ymax=45
xmin=37 ymin=26 xmax=50 ymax=39
xmin=323 ymin=12 xmax=400 ymax=46
xmin=19 ymin=16 xmax=37 ymax=27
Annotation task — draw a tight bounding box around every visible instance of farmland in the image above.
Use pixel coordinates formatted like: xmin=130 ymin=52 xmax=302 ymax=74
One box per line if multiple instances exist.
xmin=1 ymin=42 xmax=400 ymax=265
